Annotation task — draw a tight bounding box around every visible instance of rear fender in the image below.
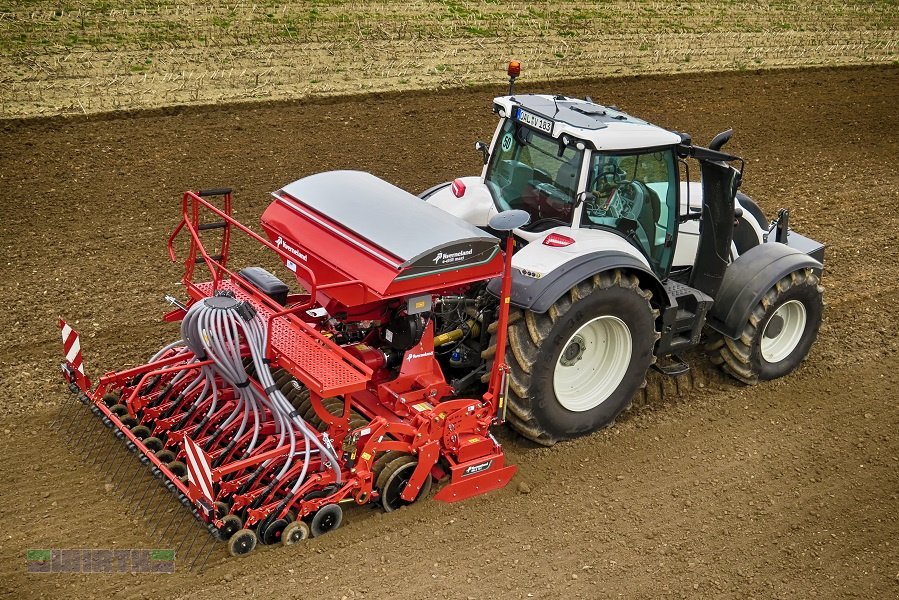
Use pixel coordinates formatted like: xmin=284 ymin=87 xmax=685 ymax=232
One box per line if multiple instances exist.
xmin=488 ymin=249 xmax=667 ymax=314
xmin=707 ymin=243 xmax=823 ymax=339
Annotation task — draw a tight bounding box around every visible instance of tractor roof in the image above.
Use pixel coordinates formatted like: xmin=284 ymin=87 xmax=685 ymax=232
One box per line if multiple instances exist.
xmin=494 ymin=94 xmax=681 ymax=151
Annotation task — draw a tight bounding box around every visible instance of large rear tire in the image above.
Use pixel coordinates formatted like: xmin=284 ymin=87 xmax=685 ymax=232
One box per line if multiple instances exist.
xmin=486 ymin=269 xmax=658 ymax=445
xmin=711 ymin=268 xmax=823 ymax=384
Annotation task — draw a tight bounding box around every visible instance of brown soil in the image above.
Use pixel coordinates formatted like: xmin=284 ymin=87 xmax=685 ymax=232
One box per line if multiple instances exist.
xmin=1 ymin=65 xmax=897 ymax=599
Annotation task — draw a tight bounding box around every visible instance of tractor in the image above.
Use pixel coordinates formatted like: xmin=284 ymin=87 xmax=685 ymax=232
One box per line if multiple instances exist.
xmin=421 ymin=62 xmax=825 ymax=445
xmin=55 ymin=63 xmax=824 ymax=561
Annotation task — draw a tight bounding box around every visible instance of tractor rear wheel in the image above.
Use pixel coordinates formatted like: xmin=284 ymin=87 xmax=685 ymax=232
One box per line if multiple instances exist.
xmin=712 ymin=268 xmax=823 ymax=384
xmin=486 ymin=269 xmax=658 ymax=445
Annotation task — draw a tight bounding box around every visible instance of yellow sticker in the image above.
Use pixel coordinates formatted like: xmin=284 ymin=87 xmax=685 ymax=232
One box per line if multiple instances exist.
xmin=411 ymin=402 xmax=434 ymax=412
xmin=415 ymin=300 xmax=426 ymax=309
xmin=361 ymin=452 xmax=372 ymax=462
xmin=469 ymin=437 xmax=480 ymax=444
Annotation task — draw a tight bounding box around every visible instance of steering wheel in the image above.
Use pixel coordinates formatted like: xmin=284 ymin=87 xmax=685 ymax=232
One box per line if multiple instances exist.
xmin=534 ymin=182 xmax=572 ymax=221
xmin=589 ymin=180 xmax=645 ymax=220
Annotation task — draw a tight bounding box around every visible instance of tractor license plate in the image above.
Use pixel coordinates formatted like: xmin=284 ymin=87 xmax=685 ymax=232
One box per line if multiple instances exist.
xmin=515 ymin=108 xmax=553 ymax=134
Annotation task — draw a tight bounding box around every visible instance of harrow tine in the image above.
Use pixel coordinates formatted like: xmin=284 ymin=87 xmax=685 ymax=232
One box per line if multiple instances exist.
xmin=176 ymin=521 xmax=200 ymax=556
xmin=60 ymin=404 xmax=84 ymax=435
xmin=169 ymin=510 xmax=192 ymax=546
xmin=82 ymin=431 xmax=104 ymax=462
xmin=119 ymin=466 xmax=142 ymax=500
xmin=60 ymin=393 xmax=85 ymax=423
xmin=150 ymin=502 xmax=173 ymax=537
xmin=160 ymin=507 xmax=185 ymax=541
xmin=124 ymin=469 xmax=150 ymax=504
xmin=189 ymin=533 xmax=215 ymax=572
xmin=91 ymin=438 xmax=117 ymax=468
xmin=148 ymin=507 xmax=164 ymax=537
xmin=181 ymin=525 xmax=204 ymax=562
xmin=50 ymin=395 xmax=75 ymax=428
xmin=133 ymin=475 xmax=157 ymax=511
xmin=111 ymin=462 xmax=135 ymax=495
xmin=108 ymin=448 xmax=131 ymax=483
xmin=195 ymin=537 xmax=219 ymax=574
xmin=143 ymin=486 xmax=167 ymax=523
xmin=71 ymin=415 xmax=95 ymax=446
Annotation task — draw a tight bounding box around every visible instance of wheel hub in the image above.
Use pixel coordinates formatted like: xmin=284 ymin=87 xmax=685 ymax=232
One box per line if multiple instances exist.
xmin=764 ymin=314 xmax=785 ymax=339
xmin=560 ymin=335 xmax=586 ymax=366
xmin=287 ymin=529 xmax=304 ymax=543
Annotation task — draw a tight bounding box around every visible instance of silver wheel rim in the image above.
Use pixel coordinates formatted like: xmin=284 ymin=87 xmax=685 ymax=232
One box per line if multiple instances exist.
xmin=553 ymin=316 xmax=632 ymax=411
xmin=761 ymin=300 xmax=807 ymax=363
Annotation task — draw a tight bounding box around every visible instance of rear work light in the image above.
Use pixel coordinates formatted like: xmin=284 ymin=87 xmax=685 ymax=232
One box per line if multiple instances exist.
xmin=451 ymin=178 xmax=466 ymax=198
xmin=543 ymin=233 xmax=575 ymax=247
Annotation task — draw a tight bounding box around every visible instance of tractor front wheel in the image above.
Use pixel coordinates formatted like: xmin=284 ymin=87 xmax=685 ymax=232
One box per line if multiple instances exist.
xmin=488 ymin=269 xmax=658 ymax=445
xmin=712 ymin=268 xmax=823 ymax=384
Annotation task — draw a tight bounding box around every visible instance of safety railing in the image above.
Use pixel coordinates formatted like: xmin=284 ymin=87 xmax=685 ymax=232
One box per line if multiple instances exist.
xmin=167 ymin=189 xmax=373 ymax=393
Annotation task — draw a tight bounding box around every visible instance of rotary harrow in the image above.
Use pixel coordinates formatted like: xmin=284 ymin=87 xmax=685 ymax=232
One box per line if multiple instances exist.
xmin=57 ymin=171 xmax=526 ymax=566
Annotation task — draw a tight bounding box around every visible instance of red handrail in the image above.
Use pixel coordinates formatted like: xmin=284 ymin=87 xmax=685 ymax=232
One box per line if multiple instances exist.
xmin=168 ymin=191 xmax=320 ymax=310
xmin=166 ymin=190 xmax=373 ymax=385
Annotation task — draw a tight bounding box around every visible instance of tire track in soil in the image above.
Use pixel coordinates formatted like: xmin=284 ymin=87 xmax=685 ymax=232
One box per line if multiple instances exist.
xmin=0 ymin=65 xmax=897 ymax=599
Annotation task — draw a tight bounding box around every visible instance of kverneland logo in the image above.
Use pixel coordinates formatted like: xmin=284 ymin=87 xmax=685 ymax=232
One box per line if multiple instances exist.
xmin=463 ymin=460 xmax=492 ymax=476
xmin=275 ymin=236 xmax=308 ymax=262
xmin=432 ymin=248 xmax=473 ymax=265
xmin=406 ymin=351 xmax=434 ymax=362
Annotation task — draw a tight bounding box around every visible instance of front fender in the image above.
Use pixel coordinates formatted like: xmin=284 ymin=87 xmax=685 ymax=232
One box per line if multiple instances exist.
xmin=707 ymin=243 xmax=823 ymax=339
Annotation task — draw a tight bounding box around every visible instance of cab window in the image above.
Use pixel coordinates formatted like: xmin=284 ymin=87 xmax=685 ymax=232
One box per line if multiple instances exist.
xmin=485 ymin=119 xmax=583 ymax=227
xmin=582 ymin=149 xmax=677 ymax=275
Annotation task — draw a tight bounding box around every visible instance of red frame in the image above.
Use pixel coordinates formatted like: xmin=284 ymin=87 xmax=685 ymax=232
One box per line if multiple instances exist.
xmin=59 ymin=184 xmax=518 ymax=542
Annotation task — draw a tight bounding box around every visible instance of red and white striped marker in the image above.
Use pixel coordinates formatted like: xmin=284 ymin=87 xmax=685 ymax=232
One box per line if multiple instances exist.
xmin=183 ymin=437 xmax=215 ymax=502
xmin=58 ymin=318 xmax=90 ymax=392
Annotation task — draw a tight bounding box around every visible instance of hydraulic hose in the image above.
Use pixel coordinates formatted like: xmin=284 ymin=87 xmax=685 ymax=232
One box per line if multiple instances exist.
xmin=177 ymin=293 xmax=342 ymax=490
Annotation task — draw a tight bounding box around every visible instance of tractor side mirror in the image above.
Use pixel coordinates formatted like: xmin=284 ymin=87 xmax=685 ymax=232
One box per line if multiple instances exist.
xmin=709 ymin=128 xmax=733 ymax=151
xmin=475 ymin=141 xmax=490 ymax=165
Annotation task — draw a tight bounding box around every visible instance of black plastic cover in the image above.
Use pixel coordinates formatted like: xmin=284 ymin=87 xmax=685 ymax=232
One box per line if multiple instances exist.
xmin=238 ymin=267 xmax=290 ymax=306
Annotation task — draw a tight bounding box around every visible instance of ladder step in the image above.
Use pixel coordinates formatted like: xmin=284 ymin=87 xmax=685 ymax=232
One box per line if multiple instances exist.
xmin=652 ymin=354 xmax=690 ymax=376
xmin=195 ymin=254 xmax=224 ymax=264
xmin=198 ymin=188 xmax=232 ymax=197
xmin=198 ymin=221 xmax=228 ymax=231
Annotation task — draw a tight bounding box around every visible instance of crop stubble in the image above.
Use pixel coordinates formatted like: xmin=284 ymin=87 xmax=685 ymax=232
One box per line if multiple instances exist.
xmin=0 ymin=0 xmax=897 ymax=117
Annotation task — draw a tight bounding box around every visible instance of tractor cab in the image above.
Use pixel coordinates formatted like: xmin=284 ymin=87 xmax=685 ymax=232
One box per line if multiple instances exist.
xmin=426 ymin=92 xmax=685 ymax=280
xmin=482 ymin=102 xmax=680 ymax=277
